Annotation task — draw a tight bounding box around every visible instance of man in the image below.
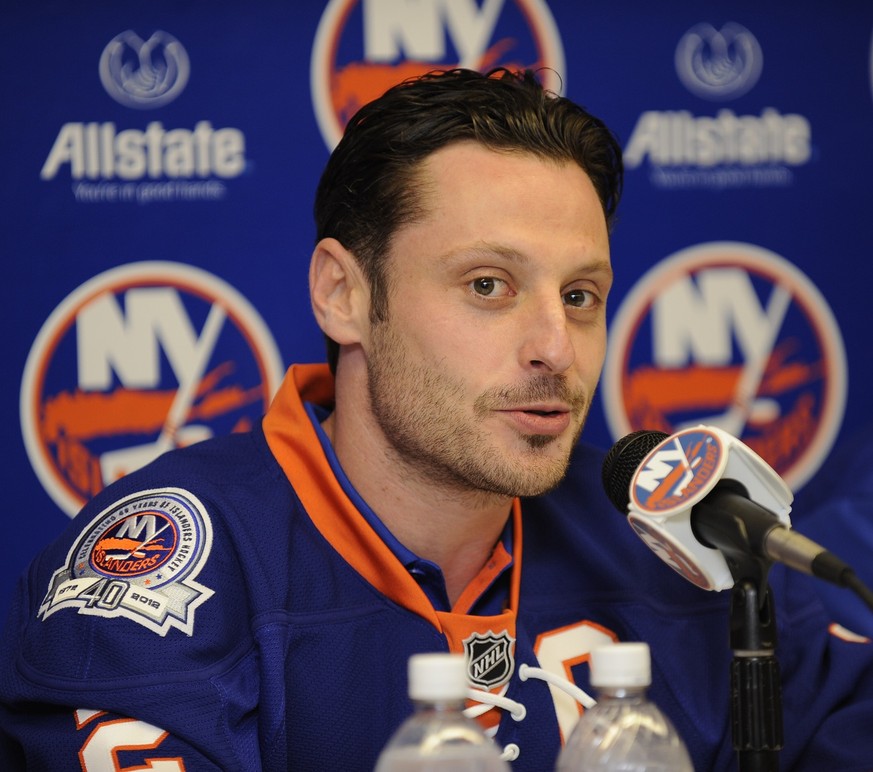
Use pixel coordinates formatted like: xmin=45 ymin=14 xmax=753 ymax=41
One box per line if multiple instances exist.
xmin=2 ymin=69 xmax=873 ymax=771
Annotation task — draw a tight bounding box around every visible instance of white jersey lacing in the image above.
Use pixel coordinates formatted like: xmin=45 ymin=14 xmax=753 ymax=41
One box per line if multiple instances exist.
xmin=464 ymin=663 xmax=597 ymax=762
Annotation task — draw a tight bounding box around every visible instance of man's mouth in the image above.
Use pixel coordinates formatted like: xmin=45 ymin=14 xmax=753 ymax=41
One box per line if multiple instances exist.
xmin=499 ymin=407 xmax=572 ymax=436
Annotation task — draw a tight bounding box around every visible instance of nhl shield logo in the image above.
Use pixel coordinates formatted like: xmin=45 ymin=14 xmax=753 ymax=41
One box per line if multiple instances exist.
xmin=463 ymin=630 xmax=515 ymax=689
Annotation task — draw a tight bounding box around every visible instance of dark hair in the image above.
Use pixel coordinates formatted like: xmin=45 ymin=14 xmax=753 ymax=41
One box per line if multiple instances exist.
xmin=314 ymin=67 xmax=623 ymax=373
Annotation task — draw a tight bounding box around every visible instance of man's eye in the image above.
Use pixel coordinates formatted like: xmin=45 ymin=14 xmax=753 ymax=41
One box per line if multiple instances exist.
xmin=471 ymin=277 xmax=502 ymax=296
xmin=564 ymin=288 xmax=595 ymax=308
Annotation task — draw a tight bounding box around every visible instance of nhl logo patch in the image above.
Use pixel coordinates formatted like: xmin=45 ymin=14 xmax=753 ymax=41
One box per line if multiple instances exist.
xmin=38 ymin=487 xmax=213 ymax=636
xmin=463 ymin=630 xmax=515 ymax=689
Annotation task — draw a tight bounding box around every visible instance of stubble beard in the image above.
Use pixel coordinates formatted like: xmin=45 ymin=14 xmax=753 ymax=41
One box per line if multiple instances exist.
xmin=366 ymin=322 xmax=590 ymax=499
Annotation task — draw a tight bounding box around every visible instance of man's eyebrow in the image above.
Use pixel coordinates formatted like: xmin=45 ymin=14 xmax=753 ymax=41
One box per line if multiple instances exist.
xmin=439 ymin=242 xmax=613 ymax=277
xmin=437 ymin=242 xmax=530 ymax=265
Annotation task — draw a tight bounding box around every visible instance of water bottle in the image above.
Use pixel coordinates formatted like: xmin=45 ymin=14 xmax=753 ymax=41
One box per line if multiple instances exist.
xmin=375 ymin=652 xmax=510 ymax=771
xmin=556 ymin=642 xmax=694 ymax=771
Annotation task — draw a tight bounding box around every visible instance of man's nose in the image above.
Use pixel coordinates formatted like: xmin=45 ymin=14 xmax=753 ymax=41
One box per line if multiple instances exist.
xmin=517 ymin=296 xmax=575 ymax=374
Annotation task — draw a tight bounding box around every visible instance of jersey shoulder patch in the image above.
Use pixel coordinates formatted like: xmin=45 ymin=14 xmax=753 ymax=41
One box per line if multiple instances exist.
xmin=38 ymin=487 xmax=214 ymax=636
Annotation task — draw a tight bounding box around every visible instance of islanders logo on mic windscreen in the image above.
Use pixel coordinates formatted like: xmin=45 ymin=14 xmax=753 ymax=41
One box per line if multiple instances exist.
xmin=20 ymin=262 xmax=285 ymax=518
xmin=626 ymin=428 xmax=730 ymax=591
xmin=630 ymin=428 xmax=723 ymax=515
xmin=310 ymin=0 xmax=566 ymax=149
xmin=602 ymin=242 xmax=847 ymax=491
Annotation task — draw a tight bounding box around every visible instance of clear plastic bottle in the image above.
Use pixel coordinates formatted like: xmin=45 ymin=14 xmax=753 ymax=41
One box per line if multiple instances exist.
xmin=556 ymin=642 xmax=694 ymax=771
xmin=375 ymin=652 xmax=511 ymax=771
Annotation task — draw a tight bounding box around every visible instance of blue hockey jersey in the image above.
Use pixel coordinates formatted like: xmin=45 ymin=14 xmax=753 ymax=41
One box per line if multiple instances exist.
xmin=792 ymin=421 xmax=873 ymax=640
xmin=2 ymin=364 xmax=873 ymax=770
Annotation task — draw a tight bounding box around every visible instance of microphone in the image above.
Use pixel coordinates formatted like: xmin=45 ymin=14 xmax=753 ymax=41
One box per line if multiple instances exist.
xmin=602 ymin=426 xmax=862 ymax=595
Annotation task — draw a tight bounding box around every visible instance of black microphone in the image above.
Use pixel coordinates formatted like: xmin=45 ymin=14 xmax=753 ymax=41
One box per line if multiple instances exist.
xmin=602 ymin=428 xmax=870 ymax=600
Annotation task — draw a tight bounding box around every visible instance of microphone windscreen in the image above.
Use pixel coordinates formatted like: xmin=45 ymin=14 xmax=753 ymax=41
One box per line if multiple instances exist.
xmin=601 ymin=430 xmax=669 ymax=513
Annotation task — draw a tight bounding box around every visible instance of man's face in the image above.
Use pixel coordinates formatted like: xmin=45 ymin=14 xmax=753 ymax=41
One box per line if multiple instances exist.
xmin=365 ymin=141 xmax=612 ymax=498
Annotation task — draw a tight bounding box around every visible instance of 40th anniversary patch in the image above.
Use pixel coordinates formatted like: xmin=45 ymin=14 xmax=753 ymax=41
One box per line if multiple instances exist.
xmin=38 ymin=488 xmax=214 ymax=636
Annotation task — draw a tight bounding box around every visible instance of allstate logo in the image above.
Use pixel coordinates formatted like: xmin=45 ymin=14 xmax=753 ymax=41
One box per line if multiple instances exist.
xmin=20 ymin=262 xmax=285 ymax=517
xmin=310 ymin=0 xmax=566 ymax=149
xmin=675 ymin=22 xmax=763 ymax=101
xmin=602 ymin=242 xmax=847 ymax=491
xmin=99 ymin=30 xmax=191 ymax=109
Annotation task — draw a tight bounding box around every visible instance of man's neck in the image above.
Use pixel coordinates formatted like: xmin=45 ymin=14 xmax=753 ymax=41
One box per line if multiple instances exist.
xmin=320 ymin=407 xmax=513 ymax=608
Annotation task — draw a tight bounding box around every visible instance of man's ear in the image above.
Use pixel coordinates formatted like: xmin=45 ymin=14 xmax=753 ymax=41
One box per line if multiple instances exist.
xmin=309 ymin=237 xmax=370 ymax=346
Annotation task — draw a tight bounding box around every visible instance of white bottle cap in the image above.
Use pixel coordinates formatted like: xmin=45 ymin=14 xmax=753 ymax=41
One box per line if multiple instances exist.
xmin=589 ymin=642 xmax=652 ymax=688
xmin=408 ymin=653 xmax=468 ymax=702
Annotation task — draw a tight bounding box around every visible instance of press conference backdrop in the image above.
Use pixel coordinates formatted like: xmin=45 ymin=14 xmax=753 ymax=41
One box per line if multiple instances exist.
xmin=2 ymin=0 xmax=872 ymax=624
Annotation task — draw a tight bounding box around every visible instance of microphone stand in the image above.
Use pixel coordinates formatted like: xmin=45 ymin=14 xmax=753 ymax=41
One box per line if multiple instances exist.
xmin=691 ymin=479 xmax=785 ymax=770
xmin=727 ymin=557 xmax=783 ymax=772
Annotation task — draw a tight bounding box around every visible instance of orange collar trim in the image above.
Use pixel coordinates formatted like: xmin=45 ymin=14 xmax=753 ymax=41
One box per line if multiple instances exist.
xmin=262 ymin=364 xmax=521 ymax=635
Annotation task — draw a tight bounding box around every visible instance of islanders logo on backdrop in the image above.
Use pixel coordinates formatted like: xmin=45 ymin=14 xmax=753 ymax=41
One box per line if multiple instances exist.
xmin=20 ymin=262 xmax=285 ymax=518
xmin=602 ymin=242 xmax=847 ymax=491
xmin=310 ymin=0 xmax=565 ymax=148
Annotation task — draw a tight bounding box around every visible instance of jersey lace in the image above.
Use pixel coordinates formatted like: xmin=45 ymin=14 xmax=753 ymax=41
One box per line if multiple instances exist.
xmin=464 ymin=664 xmax=596 ymax=762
